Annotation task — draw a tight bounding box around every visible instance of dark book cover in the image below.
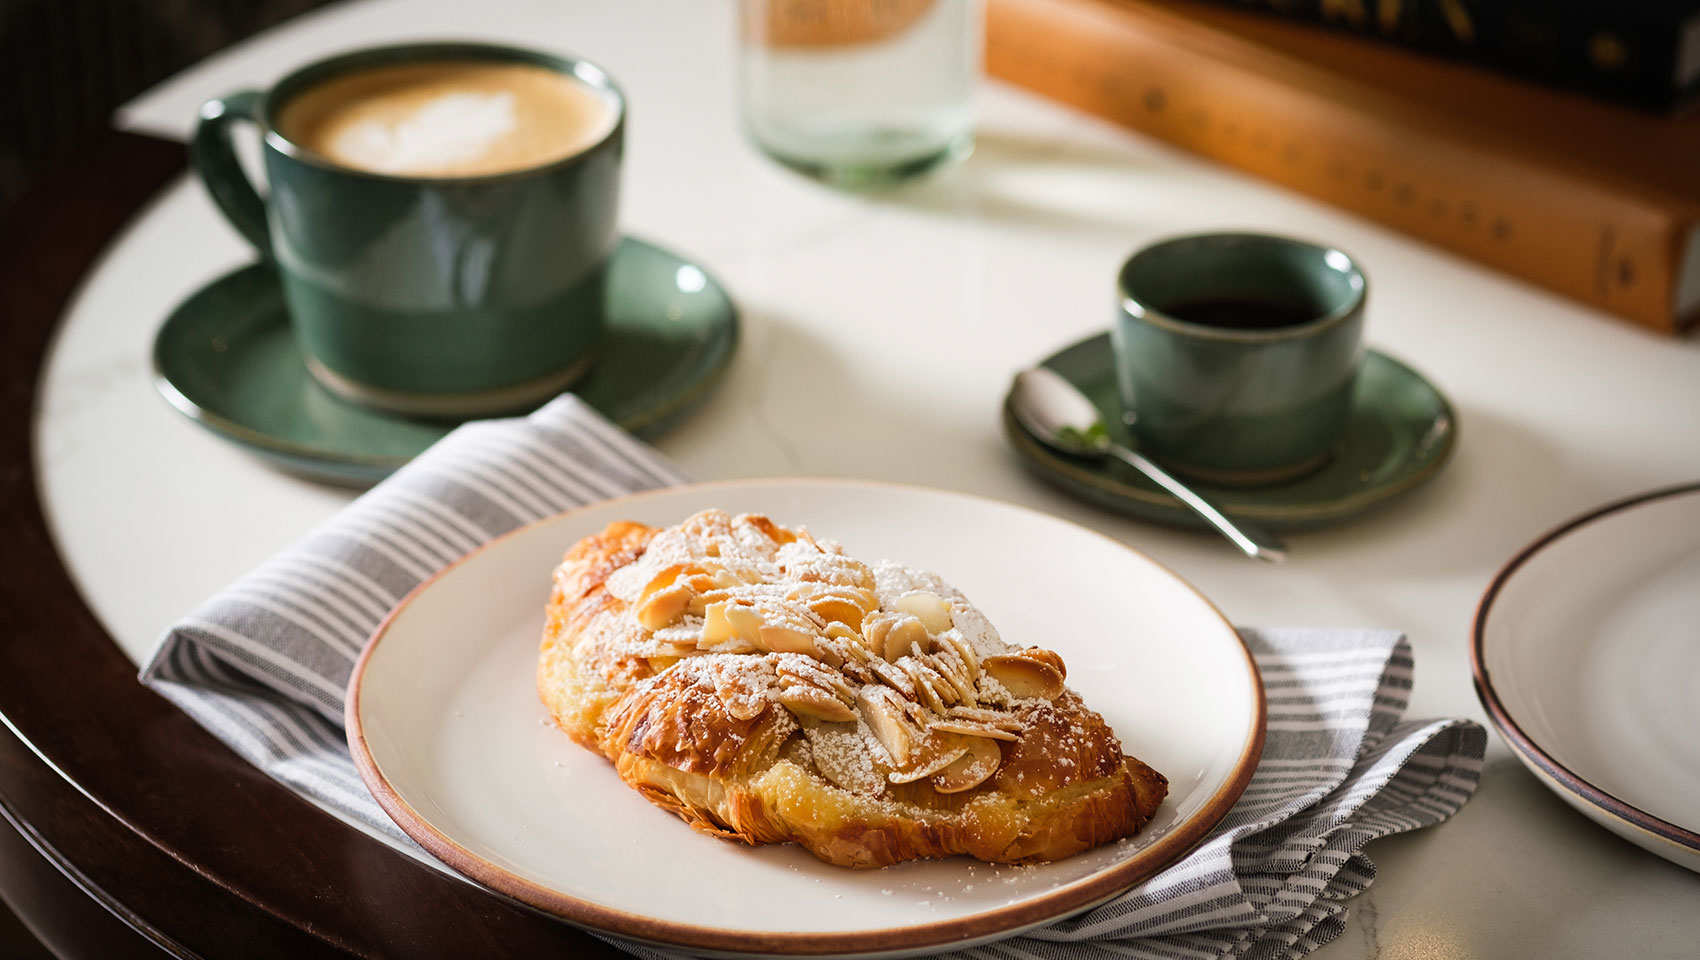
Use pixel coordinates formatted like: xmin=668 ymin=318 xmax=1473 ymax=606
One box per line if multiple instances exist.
xmin=1186 ymin=0 xmax=1700 ymax=112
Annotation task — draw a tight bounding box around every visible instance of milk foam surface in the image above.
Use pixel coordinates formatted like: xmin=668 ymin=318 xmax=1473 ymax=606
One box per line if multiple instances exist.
xmin=277 ymin=61 xmax=614 ymax=178
xmin=334 ymin=91 xmax=519 ymax=174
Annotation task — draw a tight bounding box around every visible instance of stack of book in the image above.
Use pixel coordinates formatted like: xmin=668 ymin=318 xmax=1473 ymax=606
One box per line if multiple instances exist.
xmin=985 ymin=0 xmax=1700 ymax=333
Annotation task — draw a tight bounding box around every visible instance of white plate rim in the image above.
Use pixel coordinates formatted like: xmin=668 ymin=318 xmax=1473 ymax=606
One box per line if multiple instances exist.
xmin=346 ymin=477 xmax=1267 ymax=956
xmin=1471 ymin=480 xmax=1700 ymax=858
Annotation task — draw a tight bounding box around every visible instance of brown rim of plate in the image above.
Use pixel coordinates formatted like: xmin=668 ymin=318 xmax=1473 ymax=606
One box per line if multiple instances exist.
xmin=1470 ymin=480 xmax=1700 ymax=855
xmin=345 ymin=477 xmax=1268 ymax=957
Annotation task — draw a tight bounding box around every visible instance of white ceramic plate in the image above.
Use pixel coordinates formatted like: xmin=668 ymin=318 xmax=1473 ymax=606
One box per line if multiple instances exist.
xmin=348 ymin=479 xmax=1264 ymax=957
xmin=1473 ymin=482 xmax=1700 ymax=873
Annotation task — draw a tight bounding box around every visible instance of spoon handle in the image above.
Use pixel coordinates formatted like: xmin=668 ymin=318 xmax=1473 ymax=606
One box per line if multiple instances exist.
xmin=1103 ymin=444 xmax=1288 ymax=562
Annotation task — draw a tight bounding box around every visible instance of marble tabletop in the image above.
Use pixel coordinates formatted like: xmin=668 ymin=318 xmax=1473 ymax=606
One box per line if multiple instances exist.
xmin=33 ymin=0 xmax=1700 ymax=955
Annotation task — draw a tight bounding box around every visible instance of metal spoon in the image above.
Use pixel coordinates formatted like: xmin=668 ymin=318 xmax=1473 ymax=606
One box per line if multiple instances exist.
xmin=1011 ymin=368 xmax=1288 ymax=562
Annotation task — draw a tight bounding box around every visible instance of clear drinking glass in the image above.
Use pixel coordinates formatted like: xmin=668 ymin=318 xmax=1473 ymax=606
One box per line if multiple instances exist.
xmin=738 ymin=0 xmax=979 ymax=185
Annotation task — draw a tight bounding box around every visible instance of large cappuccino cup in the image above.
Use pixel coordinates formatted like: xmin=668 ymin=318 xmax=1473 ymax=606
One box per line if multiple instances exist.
xmin=193 ymin=43 xmax=625 ymax=418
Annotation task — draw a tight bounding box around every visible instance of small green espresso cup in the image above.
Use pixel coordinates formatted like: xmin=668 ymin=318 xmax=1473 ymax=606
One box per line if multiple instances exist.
xmin=1111 ymin=233 xmax=1367 ymax=486
xmin=192 ymin=42 xmax=625 ymax=418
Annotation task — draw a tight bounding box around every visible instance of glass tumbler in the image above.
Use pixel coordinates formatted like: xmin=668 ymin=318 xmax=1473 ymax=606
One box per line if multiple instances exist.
xmin=738 ymin=0 xmax=979 ymax=185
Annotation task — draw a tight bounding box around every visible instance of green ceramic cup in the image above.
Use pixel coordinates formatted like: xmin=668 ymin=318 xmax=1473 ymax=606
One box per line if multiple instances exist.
xmin=192 ymin=43 xmax=625 ymax=418
xmin=1112 ymin=233 xmax=1368 ymax=486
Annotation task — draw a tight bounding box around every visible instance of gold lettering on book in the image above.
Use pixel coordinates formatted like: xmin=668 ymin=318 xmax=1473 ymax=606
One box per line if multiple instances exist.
xmin=1256 ymin=0 xmax=1475 ymax=46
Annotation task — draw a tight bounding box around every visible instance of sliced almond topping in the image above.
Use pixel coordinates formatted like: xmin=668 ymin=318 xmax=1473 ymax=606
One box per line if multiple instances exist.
xmin=898 ymin=657 xmax=946 ymax=713
xmin=759 ymin=622 xmax=819 ymax=655
xmin=1019 ymin=646 xmax=1067 ymax=680
xmin=779 ymin=686 xmax=857 ymax=723
xmin=982 ymin=654 xmax=1065 ymax=700
xmin=710 ymin=661 xmax=772 ymax=721
xmin=840 ymin=660 xmax=875 ymax=685
xmin=887 ymin=732 xmax=971 ymax=783
xmin=892 ymin=591 xmax=954 ymax=634
xmin=900 ymin=656 xmax=959 ymax=711
xmin=866 ymin=658 xmax=915 ymax=698
xmin=929 ymin=650 xmax=977 ymax=707
xmin=799 ymin=719 xmax=885 ymax=797
xmin=923 ymin=658 xmax=961 ymax=707
xmin=708 ymin=557 xmax=767 ymax=585
xmin=679 ymin=508 xmax=733 ymax=543
xmin=649 ymin=641 xmax=700 ymax=659
xmin=698 ymin=636 xmax=760 ymax=656
xmin=637 ymin=563 xmax=687 ymax=602
xmin=743 ymin=514 xmax=796 ymax=547
xmin=935 ymin=629 xmax=980 ymax=681
xmin=931 ymin=736 xmax=1002 ymax=793
xmin=681 ymin=573 xmax=718 ymax=595
xmin=811 ymin=639 xmax=847 ymax=670
xmin=857 ymin=685 xmax=917 ymax=767
xmin=945 ymin=705 xmax=1023 ymax=731
xmin=782 ymin=547 xmax=873 ymax=588
xmin=930 ymin=719 xmax=1020 ymax=742
xmin=825 ymin=621 xmax=867 ymax=652
xmin=789 ymin=582 xmax=877 ymax=608
xmin=724 ymin=602 xmax=764 ymax=638
xmin=861 ymin=610 xmax=897 ymax=658
xmin=881 ymin=616 xmax=929 ymax=662
xmin=696 ymin=587 xmax=733 ymax=607
xmin=636 ymin=582 xmax=694 ymax=631
xmin=700 ymin=600 xmax=745 ymax=645
xmin=807 ymin=595 xmax=870 ymax=627
xmin=776 ymin=655 xmax=855 ymax=704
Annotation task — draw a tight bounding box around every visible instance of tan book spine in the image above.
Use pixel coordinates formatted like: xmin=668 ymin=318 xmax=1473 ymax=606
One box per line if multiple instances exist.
xmin=985 ymin=0 xmax=1700 ymax=333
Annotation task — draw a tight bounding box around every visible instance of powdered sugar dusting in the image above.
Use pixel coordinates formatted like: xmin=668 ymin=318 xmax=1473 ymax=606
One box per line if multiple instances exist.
xmin=584 ymin=509 xmax=1105 ymax=799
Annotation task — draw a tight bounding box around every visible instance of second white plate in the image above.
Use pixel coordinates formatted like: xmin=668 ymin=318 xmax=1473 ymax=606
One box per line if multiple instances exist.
xmin=348 ymin=479 xmax=1264 ymax=957
xmin=1474 ymin=482 xmax=1700 ymax=873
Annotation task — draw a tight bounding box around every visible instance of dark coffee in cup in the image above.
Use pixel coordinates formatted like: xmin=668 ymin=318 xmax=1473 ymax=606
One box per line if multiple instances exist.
xmin=1160 ymin=297 xmax=1319 ymax=331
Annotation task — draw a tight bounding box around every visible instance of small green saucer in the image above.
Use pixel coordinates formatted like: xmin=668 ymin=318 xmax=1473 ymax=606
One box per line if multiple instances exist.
xmin=154 ymin=238 xmax=737 ymax=486
xmin=1003 ymin=333 xmax=1456 ymax=531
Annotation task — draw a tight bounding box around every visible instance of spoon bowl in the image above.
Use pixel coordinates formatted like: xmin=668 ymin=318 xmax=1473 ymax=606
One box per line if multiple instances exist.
xmin=1011 ymin=368 xmax=1287 ymax=562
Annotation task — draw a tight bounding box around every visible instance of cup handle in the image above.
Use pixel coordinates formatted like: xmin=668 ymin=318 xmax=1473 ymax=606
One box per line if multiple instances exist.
xmin=191 ymin=90 xmax=272 ymax=258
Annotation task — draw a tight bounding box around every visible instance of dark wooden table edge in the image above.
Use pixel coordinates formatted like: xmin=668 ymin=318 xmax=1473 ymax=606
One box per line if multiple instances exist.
xmin=0 ymin=130 xmax=620 ymax=959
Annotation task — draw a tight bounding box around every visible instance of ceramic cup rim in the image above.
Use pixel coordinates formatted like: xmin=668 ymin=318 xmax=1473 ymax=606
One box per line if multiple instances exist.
xmin=253 ymin=40 xmax=627 ymax=186
xmin=1116 ymin=232 xmax=1368 ymax=343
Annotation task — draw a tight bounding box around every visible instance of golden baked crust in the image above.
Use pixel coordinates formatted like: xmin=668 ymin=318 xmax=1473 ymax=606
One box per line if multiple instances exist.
xmin=537 ymin=510 xmax=1166 ymax=868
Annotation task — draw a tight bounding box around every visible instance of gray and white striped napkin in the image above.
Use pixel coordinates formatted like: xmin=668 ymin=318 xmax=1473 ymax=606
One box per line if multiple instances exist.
xmin=141 ymin=394 xmax=1485 ymax=960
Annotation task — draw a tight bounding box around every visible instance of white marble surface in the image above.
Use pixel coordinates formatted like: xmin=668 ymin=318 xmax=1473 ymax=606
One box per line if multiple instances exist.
xmin=33 ymin=0 xmax=1700 ymax=955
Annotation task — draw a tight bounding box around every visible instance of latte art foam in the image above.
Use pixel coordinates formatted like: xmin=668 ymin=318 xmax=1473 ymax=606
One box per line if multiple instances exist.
xmin=277 ymin=61 xmax=615 ymax=178
xmin=332 ymin=90 xmax=519 ymax=174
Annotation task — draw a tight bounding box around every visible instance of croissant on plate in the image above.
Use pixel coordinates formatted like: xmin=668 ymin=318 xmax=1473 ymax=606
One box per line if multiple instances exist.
xmin=537 ymin=509 xmax=1167 ymax=868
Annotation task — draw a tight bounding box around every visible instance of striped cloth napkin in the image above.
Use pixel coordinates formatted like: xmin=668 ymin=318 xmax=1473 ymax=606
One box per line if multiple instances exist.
xmin=141 ymin=395 xmax=1486 ymax=960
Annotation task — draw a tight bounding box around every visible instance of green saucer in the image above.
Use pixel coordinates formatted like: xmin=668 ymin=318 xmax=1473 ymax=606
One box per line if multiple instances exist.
xmin=1003 ymin=333 xmax=1456 ymax=531
xmin=154 ymin=238 xmax=737 ymax=486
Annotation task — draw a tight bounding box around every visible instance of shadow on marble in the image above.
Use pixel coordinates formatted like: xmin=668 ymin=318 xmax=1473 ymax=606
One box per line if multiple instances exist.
xmin=1291 ymin=404 xmax=1598 ymax=579
xmin=873 ymin=128 xmax=1175 ymax=238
